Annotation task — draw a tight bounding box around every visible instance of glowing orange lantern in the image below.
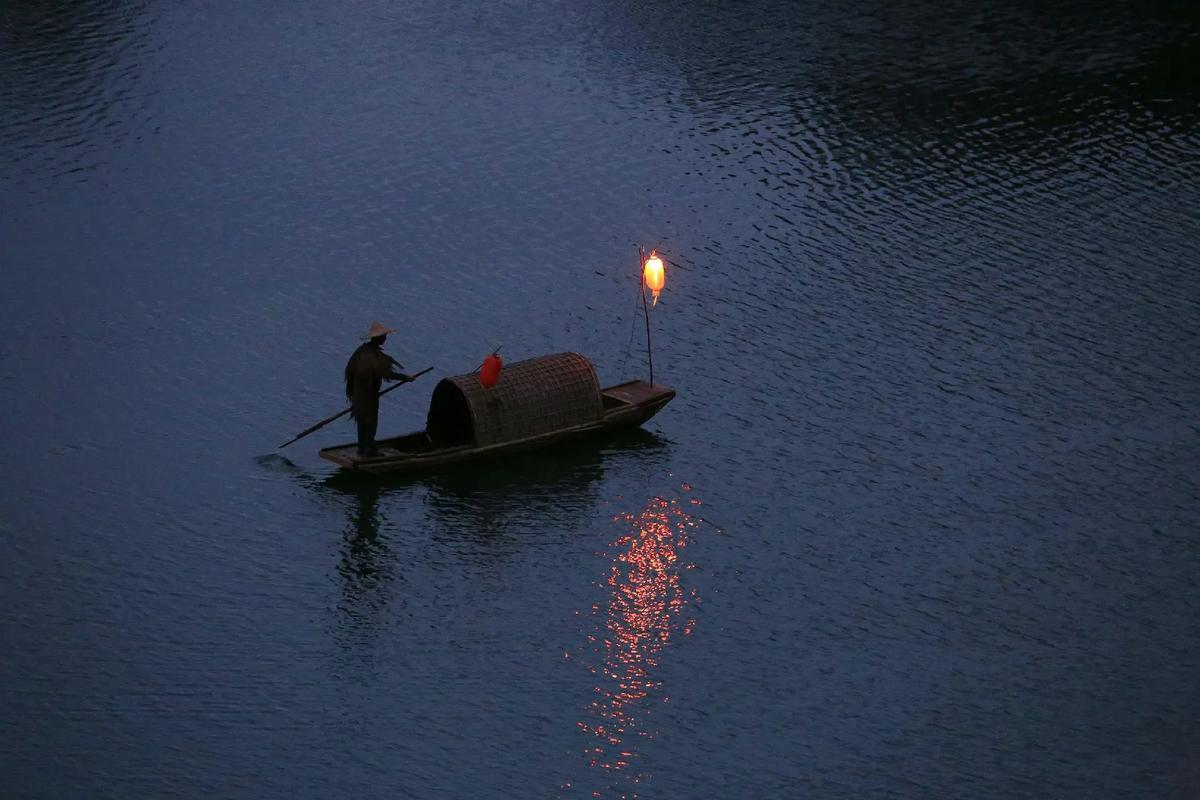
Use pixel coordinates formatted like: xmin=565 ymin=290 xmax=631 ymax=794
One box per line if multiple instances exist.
xmin=480 ymin=351 xmax=502 ymax=388
xmin=643 ymin=251 xmax=665 ymax=306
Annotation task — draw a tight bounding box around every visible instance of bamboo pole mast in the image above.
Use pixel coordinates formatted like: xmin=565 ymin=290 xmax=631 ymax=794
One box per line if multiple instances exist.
xmin=639 ymin=244 xmax=654 ymax=386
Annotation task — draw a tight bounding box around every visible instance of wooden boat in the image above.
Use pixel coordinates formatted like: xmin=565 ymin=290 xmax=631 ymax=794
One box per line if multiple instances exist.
xmin=319 ymin=352 xmax=675 ymax=474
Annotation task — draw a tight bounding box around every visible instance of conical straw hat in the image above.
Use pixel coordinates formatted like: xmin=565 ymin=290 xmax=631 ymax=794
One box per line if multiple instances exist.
xmin=363 ymin=321 xmax=397 ymax=340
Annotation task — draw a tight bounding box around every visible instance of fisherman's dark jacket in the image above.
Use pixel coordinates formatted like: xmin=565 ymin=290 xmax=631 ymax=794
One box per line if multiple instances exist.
xmin=344 ymin=342 xmax=404 ymax=421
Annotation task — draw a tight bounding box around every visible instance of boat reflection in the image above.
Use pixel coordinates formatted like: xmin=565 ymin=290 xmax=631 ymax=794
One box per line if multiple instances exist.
xmin=569 ymin=491 xmax=703 ymax=797
xmin=259 ymin=454 xmax=401 ymax=652
xmin=417 ymin=427 xmax=670 ymax=546
xmin=332 ymin=480 xmax=398 ymax=649
xmin=311 ymin=429 xmax=672 ymax=651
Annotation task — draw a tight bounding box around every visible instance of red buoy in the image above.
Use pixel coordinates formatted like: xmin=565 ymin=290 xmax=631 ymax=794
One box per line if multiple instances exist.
xmin=480 ymin=352 xmax=502 ymax=388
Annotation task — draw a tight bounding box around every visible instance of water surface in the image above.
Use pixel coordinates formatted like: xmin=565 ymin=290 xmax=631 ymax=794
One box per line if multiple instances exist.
xmin=2 ymin=2 xmax=1198 ymax=797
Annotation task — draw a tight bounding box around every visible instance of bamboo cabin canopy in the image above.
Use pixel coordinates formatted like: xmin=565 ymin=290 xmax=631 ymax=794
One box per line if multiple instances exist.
xmin=425 ymin=352 xmax=603 ymax=448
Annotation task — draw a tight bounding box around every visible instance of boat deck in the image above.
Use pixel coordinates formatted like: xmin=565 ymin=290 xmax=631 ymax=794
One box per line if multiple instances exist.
xmin=322 ymin=431 xmax=453 ymax=465
xmin=601 ymin=380 xmax=671 ymax=408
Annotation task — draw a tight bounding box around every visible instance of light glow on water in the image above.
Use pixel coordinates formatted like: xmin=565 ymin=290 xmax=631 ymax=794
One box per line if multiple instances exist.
xmin=572 ymin=493 xmax=702 ymax=796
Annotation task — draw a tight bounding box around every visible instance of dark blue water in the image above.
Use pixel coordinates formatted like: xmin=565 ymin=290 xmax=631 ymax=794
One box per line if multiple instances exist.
xmin=3 ymin=2 xmax=1198 ymax=797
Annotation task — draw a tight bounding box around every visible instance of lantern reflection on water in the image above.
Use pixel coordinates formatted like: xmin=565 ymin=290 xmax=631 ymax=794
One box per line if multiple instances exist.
xmin=572 ymin=494 xmax=702 ymax=795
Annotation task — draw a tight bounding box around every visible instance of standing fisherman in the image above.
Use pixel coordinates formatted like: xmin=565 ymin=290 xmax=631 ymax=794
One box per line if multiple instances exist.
xmin=345 ymin=321 xmax=413 ymax=457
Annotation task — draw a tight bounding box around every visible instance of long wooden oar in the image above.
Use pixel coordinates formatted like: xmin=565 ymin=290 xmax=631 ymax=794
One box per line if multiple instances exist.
xmin=279 ymin=366 xmax=434 ymax=449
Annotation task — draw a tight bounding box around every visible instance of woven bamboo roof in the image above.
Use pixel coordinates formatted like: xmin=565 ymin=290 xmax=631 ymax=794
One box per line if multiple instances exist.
xmin=426 ymin=352 xmax=603 ymax=447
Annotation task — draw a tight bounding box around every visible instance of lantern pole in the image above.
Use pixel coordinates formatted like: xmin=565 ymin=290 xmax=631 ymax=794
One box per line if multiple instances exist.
xmin=639 ymin=244 xmax=654 ymax=385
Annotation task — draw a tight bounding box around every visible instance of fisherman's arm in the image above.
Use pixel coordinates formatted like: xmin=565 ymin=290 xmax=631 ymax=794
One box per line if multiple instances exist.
xmin=384 ymin=355 xmax=413 ymax=382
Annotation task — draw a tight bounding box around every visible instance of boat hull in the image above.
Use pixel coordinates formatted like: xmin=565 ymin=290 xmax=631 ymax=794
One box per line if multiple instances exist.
xmin=319 ymin=380 xmax=674 ymax=475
